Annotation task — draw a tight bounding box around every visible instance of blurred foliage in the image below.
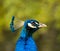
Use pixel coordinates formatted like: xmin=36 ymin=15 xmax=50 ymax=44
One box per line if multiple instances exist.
xmin=0 ymin=0 xmax=60 ymax=51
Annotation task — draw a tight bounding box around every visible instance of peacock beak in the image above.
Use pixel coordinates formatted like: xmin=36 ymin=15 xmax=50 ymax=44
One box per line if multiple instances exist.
xmin=38 ymin=23 xmax=47 ymax=28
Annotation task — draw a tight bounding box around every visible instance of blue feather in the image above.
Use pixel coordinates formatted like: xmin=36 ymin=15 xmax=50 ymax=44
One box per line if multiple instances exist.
xmin=10 ymin=16 xmax=15 ymax=32
xmin=10 ymin=16 xmax=40 ymax=51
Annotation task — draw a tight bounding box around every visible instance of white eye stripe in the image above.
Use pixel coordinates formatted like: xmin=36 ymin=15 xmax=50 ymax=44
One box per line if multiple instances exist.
xmin=35 ymin=22 xmax=38 ymax=25
xmin=28 ymin=23 xmax=36 ymax=28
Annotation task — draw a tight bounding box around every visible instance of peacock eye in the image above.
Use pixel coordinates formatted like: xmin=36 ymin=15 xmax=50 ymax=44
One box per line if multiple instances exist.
xmin=31 ymin=21 xmax=35 ymax=25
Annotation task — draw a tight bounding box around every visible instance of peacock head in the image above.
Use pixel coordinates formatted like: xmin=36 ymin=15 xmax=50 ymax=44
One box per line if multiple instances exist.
xmin=12 ymin=16 xmax=47 ymax=33
xmin=23 ymin=19 xmax=47 ymax=33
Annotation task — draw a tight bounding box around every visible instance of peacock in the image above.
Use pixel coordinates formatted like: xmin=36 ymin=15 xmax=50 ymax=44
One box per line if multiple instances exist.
xmin=10 ymin=16 xmax=47 ymax=51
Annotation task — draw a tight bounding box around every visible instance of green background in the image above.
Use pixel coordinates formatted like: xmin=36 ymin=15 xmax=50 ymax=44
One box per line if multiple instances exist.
xmin=0 ymin=0 xmax=60 ymax=51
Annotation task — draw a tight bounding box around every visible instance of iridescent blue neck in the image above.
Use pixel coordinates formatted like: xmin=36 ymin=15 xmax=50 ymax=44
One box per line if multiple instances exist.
xmin=20 ymin=26 xmax=33 ymax=39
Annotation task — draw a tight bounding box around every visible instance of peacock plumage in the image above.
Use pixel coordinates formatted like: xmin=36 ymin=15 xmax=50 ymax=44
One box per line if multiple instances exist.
xmin=10 ymin=16 xmax=47 ymax=51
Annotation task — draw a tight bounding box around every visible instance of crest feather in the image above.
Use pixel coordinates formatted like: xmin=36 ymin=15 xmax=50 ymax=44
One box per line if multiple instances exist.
xmin=11 ymin=16 xmax=24 ymax=30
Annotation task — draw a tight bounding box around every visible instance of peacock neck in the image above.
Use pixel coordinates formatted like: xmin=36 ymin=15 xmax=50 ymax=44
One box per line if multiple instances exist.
xmin=20 ymin=27 xmax=33 ymax=40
